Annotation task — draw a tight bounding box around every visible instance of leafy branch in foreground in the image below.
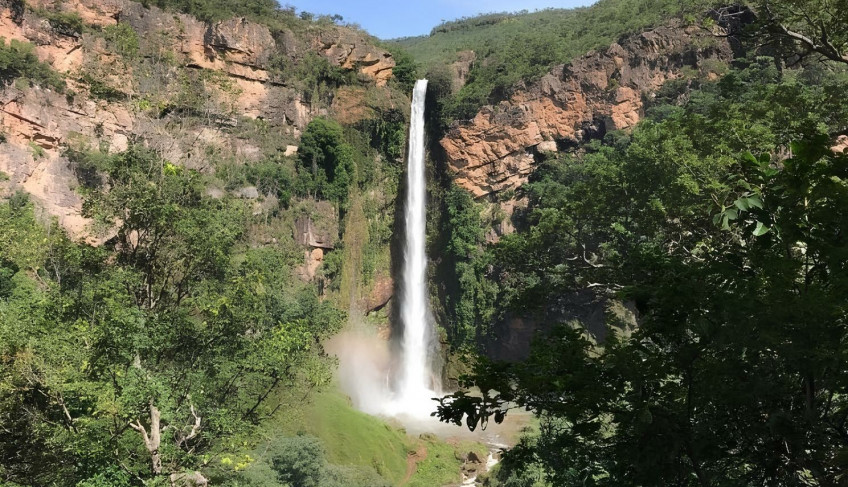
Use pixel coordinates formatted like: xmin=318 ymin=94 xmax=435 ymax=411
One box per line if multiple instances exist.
xmin=435 ymin=59 xmax=848 ymax=486
xmin=756 ymin=0 xmax=848 ymax=65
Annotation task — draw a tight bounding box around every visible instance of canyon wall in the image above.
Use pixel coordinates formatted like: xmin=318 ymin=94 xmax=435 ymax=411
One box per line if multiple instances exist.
xmin=441 ymin=22 xmax=738 ymax=198
xmin=0 ymin=0 xmax=395 ymax=241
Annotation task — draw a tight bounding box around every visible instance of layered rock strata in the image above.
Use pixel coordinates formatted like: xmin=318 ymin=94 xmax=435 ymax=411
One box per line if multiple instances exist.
xmin=441 ymin=23 xmax=737 ymax=198
xmin=0 ymin=0 xmax=394 ymax=239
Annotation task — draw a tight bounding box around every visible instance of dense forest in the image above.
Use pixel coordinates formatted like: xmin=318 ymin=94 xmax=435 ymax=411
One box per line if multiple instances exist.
xmin=1 ymin=0 xmax=848 ymax=486
xmin=431 ymin=1 xmax=848 ymax=486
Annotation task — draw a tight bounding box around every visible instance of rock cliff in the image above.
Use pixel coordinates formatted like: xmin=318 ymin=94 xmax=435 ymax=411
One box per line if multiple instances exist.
xmin=0 ymin=0 xmax=395 ymax=240
xmin=441 ymin=23 xmax=737 ymax=198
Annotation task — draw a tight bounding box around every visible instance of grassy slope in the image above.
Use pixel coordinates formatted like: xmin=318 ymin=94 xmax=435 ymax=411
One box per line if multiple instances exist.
xmin=274 ymin=388 xmax=491 ymax=486
xmin=395 ymin=0 xmax=714 ymax=67
xmin=278 ymin=390 xmax=410 ymax=484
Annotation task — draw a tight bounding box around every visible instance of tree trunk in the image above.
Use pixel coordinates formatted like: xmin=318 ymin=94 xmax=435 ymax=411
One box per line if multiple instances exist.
xmin=130 ymin=401 xmax=163 ymax=475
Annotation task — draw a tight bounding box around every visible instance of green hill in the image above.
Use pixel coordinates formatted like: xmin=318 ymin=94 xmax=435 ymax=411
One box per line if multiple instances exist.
xmin=392 ymin=0 xmax=720 ymax=123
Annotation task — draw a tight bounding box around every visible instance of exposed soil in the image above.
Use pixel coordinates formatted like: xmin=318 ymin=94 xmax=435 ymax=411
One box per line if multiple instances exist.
xmin=401 ymin=443 xmax=428 ymax=486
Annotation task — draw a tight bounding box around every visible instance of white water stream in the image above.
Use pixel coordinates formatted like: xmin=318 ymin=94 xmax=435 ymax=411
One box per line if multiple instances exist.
xmin=382 ymin=79 xmax=440 ymax=418
xmin=327 ymin=80 xmax=519 ymax=484
xmin=330 ymin=80 xmax=440 ymax=421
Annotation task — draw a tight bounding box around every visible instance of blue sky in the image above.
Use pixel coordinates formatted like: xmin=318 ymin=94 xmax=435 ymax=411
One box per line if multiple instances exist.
xmin=285 ymin=0 xmax=596 ymax=39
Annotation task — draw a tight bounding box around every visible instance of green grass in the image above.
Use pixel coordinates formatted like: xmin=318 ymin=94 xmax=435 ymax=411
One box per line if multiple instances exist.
xmin=281 ymin=389 xmax=411 ymax=485
xmin=273 ymin=387 xmax=495 ymax=486
xmin=406 ymin=437 xmax=463 ymax=487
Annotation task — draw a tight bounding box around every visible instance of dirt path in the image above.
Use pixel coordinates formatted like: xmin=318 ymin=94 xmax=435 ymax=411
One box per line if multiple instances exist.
xmin=401 ymin=443 xmax=428 ymax=486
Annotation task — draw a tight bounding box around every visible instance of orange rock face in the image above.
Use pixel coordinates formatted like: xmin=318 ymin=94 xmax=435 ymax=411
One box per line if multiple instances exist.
xmin=833 ymin=135 xmax=848 ymax=155
xmin=314 ymin=30 xmax=395 ymax=87
xmin=364 ymin=274 xmax=393 ymax=313
xmin=441 ymin=24 xmax=736 ymax=198
xmin=0 ymin=0 xmax=395 ymax=240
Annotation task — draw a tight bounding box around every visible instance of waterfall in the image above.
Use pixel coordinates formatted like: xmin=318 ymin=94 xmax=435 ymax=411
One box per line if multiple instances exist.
xmin=383 ymin=79 xmax=438 ymax=418
xmin=398 ymin=79 xmax=436 ymax=405
xmin=330 ymin=80 xmax=439 ymax=422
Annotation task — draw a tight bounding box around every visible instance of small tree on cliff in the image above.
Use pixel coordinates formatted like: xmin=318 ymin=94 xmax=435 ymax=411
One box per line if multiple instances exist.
xmin=298 ymin=117 xmax=355 ymax=208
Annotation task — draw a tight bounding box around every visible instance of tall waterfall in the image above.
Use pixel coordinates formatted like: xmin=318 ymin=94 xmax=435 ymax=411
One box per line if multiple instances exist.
xmin=329 ymin=80 xmax=439 ymax=422
xmin=395 ymin=79 xmax=437 ymax=414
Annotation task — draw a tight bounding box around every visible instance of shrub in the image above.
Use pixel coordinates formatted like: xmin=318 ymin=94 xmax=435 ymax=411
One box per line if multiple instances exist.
xmin=102 ymin=23 xmax=140 ymax=59
xmin=0 ymin=38 xmax=65 ymax=92
xmin=298 ymin=118 xmax=356 ymax=206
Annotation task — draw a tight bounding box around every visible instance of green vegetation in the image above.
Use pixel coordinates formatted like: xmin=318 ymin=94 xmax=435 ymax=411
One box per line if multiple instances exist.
xmin=102 ymin=22 xmax=141 ymax=59
xmin=754 ymin=0 xmax=848 ymax=66
xmin=0 ymin=146 xmax=345 ymax=485
xmin=279 ymin=390 xmax=410 ymax=484
xmin=0 ymin=38 xmax=65 ymax=92
xmin=236 ymin=435 xmax=391 ymax=487
xmin=405 ymin=438 xmax=462 ymax=487
xmin=32 ymin=8 xmax=86 ymax=37
xmin=436 ymin=54 xmax=848 ymax=486
xmin=383 ymin=44 xmax=420 ymax=93
xmin=298 ymin=117 xmax=357 ymax=207
xmin=141 ymin=0 xmax=345 ymax=33
xmin=270 ymin=51 xmax=360 ymax=108
xmin=395 ymin=0 xmax=720 ymax=125
xmin=13 ymin=1 xmax=848 ymax=486
xmin=142 ymin=0 xmax=297 ymax=24
xmin=434 ymin=184 xmax=498 ymax=349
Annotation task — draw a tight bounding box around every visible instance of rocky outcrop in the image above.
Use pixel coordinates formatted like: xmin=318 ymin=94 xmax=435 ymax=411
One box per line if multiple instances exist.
xmin=0 ymin=0 xmax=396 ymax=240
xmin=364 ymin=274 xmax=393 ymax=313
xmin=314 ymin=29 xmax=395 ymax=87
xmin=295 ymin=213 xmax=336 ymax=250
xmin=450 ymin=50 xmax=476 ymax=93
xmin=301 ymin=248 xmax=325 ymax=280
xmin=834 ymin=135 xmax=848 ymax=155
xmin=441 ymin=23 xmax=736 ymax=198
xmin=0 ymin=84 xmax=133 ymax=241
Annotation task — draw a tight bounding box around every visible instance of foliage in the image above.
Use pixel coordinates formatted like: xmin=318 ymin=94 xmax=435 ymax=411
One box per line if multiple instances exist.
xmin=384 ymin=44 xmax=419 ymax=93
xmin=356 ymin=107 xmax=408 ymax=162
xmin=31 ymin=8 xmax=86 ymax=37
xmin=436 ymin=59 xmax=848 ymax=486
xmin=269 ymin=51 xmax=358 ymax=108
xmin=0 ymin=38 xmax=65 ymax=92
xmin=395 ymin=0 xmax=720 ymax=126
xmin=142 ymin=0 xmax=297 ymax=25
xmin=0 ymin=146 xmax=344 ymax=485
xmin=435 ymin=184 xmax=498 ymax=349
xmin=102 ymin=22 xmax=141 ymax=59
xmin=235 ymin=157 xmax=298 ymax=209
xmin=755 ymin=0 xmax=848 ymax=65
xmin=298 ymin=117 xmax=356 ymax=206
xmin=235 ymin=433 xmax=391 ymax=487
xmin=78 ymin=72 xmax=127 ymax=102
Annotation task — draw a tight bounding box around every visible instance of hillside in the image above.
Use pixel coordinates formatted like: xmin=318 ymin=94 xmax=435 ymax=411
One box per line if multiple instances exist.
xmin=3 ymin=0 xmax=848 ymax=485
xmin=0 ymin=0 xmax=421 ymax=485
xmin=392 ymin=0 xmax=721 ymax=124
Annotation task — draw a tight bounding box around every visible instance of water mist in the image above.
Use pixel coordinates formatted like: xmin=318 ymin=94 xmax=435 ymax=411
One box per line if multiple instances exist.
xmin=390 ymin=78 xmax=440 ymax=416
xmin=329 ymin=80 xmax=440 ymax=422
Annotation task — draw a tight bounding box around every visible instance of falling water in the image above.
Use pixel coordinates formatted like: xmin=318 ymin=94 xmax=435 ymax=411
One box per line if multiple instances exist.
xmin=393 ymin=79 xmax=437 ymax=416
xmin=329 ymin=79 xmax=439 ymax=422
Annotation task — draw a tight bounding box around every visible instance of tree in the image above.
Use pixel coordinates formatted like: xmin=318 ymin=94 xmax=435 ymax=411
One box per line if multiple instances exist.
xmin=0 ymin=146 xmax=344 ymax=485
xmin=435 ymin=60 xmax=848 ymax=486
xmin=756 ymin=0 xmax=848 ymax=65
xmin=298 ymin=118 xmax=356 ymax=206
